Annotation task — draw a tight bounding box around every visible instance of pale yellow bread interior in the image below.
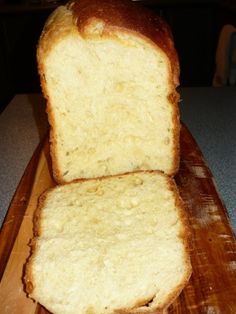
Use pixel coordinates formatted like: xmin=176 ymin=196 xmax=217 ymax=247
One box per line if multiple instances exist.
xmin=38 ymin=6 xmax=179 ymax=183
xmin=25 ymin=172 xmax=191 ymax=314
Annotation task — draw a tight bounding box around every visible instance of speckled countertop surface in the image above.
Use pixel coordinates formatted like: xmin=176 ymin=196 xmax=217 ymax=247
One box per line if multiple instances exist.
xmin=179 ymin=87 xmax=236 ymax=233
xmin=0 ymin=87 xmax=235 ymax=233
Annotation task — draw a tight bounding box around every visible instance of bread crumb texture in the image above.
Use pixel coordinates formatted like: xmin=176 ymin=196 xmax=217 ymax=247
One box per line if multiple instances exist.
xmin=26 ymin=172 xmax=190 ymax=314
xmin=39 ymin=6 xmax=179 ymax=182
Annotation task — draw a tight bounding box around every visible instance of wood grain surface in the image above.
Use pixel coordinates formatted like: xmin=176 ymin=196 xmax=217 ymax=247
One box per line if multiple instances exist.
xmin=0 ymin=125 xmax=235 ymax=314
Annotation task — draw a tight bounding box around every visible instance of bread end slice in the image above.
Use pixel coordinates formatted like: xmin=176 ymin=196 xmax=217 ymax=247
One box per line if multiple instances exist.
xmin=24 ymin=171 xmax=191 ymax=314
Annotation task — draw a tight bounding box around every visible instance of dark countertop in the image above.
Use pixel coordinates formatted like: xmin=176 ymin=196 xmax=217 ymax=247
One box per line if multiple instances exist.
xmin=0 ymin=87 xmax=235 ymax=233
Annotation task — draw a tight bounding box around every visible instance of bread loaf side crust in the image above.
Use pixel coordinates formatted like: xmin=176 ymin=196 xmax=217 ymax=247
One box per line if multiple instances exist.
xmin=24 ymin=191 xmax=49 ymax=296
xmin=37 ymin=6 xmax=77 ymax=183
xmin=37 ymin=1 xmax=181 ymax=183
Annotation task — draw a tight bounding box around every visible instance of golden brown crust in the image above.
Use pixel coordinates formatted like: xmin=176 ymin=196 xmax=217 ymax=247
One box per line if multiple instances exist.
xmin=33 ymin=190 xmax=50 ymax=237
xmin=69 ymin=0 xmax=180 ymax=86
xmin=23 ymin=188 xmax=55 ymax=297
xmin=168 ymin=91 xmax=181 ymax=176
xmin=24 ymin=237 xmax=36 ymax=296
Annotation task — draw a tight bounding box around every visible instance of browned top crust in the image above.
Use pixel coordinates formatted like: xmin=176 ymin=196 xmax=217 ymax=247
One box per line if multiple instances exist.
xmin=69 ymin=0 xmax=179 ymax=87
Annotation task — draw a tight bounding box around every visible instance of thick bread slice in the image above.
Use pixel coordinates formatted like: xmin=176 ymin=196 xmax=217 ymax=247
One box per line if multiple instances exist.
xmin=38 ymin=0 xmax=180 ymax=183
xmin=25 ymin=171 xmax=191 ymax=314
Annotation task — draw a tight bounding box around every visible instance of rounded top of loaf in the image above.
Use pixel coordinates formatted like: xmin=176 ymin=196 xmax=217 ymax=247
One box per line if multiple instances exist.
xmin=69 ymin=0 xmax=179 ymax=87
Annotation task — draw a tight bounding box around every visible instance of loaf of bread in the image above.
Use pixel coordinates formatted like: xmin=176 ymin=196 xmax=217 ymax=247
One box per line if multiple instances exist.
xmin=38 ymin=0 xmax=180 ymax=183
xmin=25 ymin=171 xmax=191 ymax=314
xmin=25 ymin=2 xmax=192 ymax=313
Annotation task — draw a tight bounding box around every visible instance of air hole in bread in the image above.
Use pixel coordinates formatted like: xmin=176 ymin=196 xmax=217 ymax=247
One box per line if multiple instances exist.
xmin=144 ymin=297 xmax=155 ymax=307
xmin=135 ymin=296 xmax=155 ymax=308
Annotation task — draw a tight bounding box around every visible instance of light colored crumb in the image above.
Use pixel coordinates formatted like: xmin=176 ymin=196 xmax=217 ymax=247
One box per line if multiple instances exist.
xmin=25 ymin=172 xmax=191 ymax=314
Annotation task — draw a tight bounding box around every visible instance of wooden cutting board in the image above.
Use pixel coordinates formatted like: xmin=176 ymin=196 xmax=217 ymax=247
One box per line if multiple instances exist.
xmin=0 ymin=125 xmax=235 ymax=314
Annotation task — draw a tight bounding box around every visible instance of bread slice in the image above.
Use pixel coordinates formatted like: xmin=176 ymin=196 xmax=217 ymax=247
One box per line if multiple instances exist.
xmin=24 ymin=171 xmax=191 ymax=314
xmin=37 ymin=0 xmax=180 ymax=183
